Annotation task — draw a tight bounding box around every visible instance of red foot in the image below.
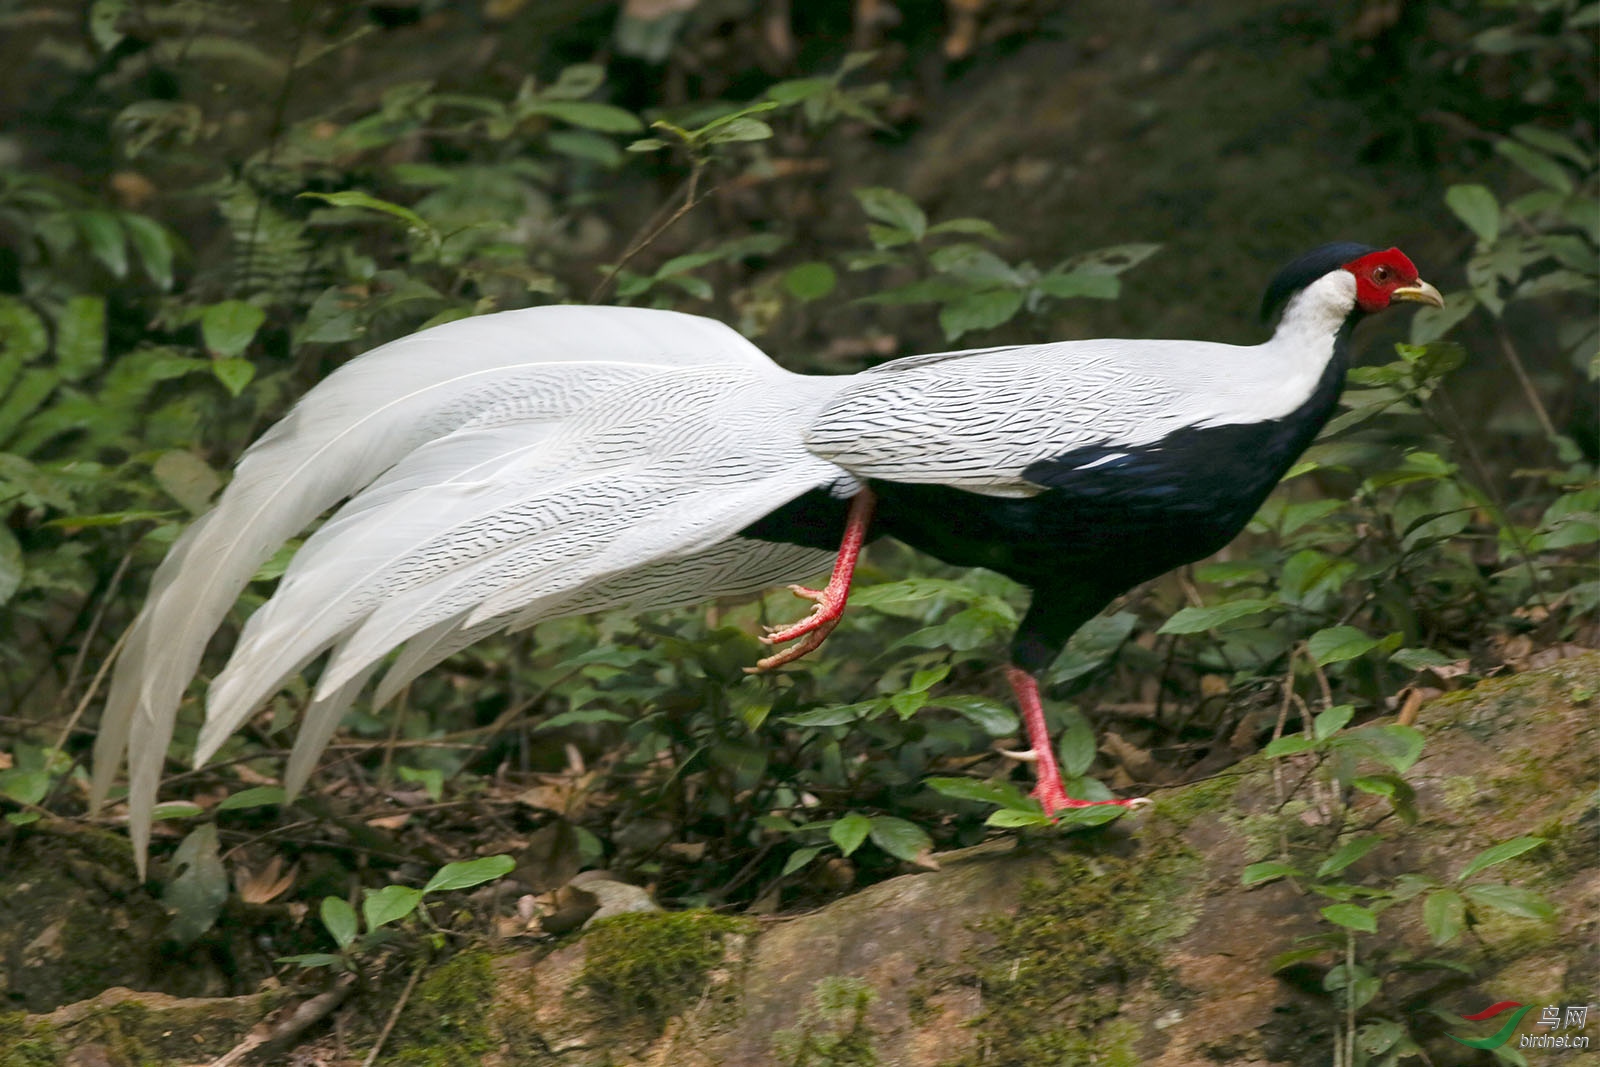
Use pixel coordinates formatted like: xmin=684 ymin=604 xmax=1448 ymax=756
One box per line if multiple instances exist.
xmin=1007 ymin=666 xmax=1148 ymax=816
xmin=748 ymin=489 xmax=876 ymax=673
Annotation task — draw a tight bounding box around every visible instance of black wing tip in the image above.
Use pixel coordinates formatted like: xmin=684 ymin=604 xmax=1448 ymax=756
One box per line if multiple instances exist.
xmin=1259 ymin=242 xmax=1380 ymax=324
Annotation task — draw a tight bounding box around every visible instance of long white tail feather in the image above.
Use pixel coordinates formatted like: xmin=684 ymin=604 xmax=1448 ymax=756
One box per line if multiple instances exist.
xmin=283 ymin=659 xmax=374 ymax=801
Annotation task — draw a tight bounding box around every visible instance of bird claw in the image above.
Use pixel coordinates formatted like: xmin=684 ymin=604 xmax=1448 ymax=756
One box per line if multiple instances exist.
xmin=1031 ymin=778 xmax=1149 ymax=817
xmin=997 ymin=747 xmax=1039 ymax=762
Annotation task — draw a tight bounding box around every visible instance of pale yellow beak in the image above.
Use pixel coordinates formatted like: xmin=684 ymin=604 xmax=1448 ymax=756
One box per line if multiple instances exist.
xmin=1392 ymin=279 xmax=1445 ymax=308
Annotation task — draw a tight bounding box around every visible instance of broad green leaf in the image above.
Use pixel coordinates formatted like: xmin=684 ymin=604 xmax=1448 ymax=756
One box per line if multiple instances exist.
xmin=939 ymin=288 xmax=1023 ymax=340
xmin=164 ymin=825 xmax=227 ymax=944
xmin=1389 ymin=647 xmax=1457 ymax=671
xmin=77 ymin=210 xmax=128 ymax=277
xmin=782 ymin=701 xmax=879 ymax=727
xmin=1315 ymin=834 xmax=1381 ymax=878
xmin=544 ymin=63 xmax=606 ymax=100
xmin=925 ymin=776 xmax=1033 ymax=810
xmin=1458 ymin=836 xmax=1545 ymax=882
xmin=1036 ymin=270 xmax=1119 ymax=300
xmin=1409 ymin=291 xmax=1476 ymax=344
xmin=216 ymin=786 xmax=286 ymax=812
xmin=301 ymin=190 xmax=438 ymax=244
xmin=0 ymin=297 xmax=49 ymax=362
xmin=212 ymin=358 xmax=256 ymax=397
xmin=929 ymin=244 xmax=1023 ymax=285
xmin=781 ymin=845 xmax=823 ymax=877
xmin=1341 ymin=724 xmax=1425 ymax=773
xmin=55 ymin=296 xmax=106 ymax=381
xmin=1262 ymin=734 xmax=1319 ymax=758
xmin=1423 ymin=889 xmax=1465 ymax=945
xmin=1307 ymin=626 xmax=1386 ymax=667
xmin=1496 ymin=140 xmax=1573 ymax=193
xmin=853 ymin=187 xmax=927 ymax=240
xmin=784 ymin=262 xmax=837 ymax=301
xmin=150 ymin=801 xmax=204 ymax=821
xmin=531 ymin=100 xmax=644 ymax=132
xmin=363 ymin=885 xmax=424 ymax=930
xmin=153 ymin=450 xmax=220 ymax=514
xmin=201 ymin=301 xmax=265 ymax=359
xmin=276 ymin=953 xmax=343 ymax=969
xmin=0 ymin=527 xmax=21 ymax=607
xmin=1320 ymin=902 xmax=1377 ymax=933
xmin=1056 ymin=708 xmax=1096 ymax=778
xmin=1312 ymin=704 xmax=1355 ymax=741
xmin=321 ymin=896 xmax=359 ymax=949
xmin=830 ymin=812 xmax=871 ymax=856
xmin=422 ymin=855 xmax=515 ymax=893
xmin=986 ymin=808 xmax=1054 ymax=828
xmin=704 ymin=117 xmax=773 ymax=143
xmin=533 ymin=707 xmax=630 ymax=732
xmin=1445 ymin=184 xmax=1500 ymax=243
xmin=1158 ymin=598 xmax=1275 ymax=634
xmin=868 ymin=816 xmax=932 ymax=862
xmin=927 ymin=694 xmax=1018 ymax=736
xmin=122 ymin=213 xmax=175 ymax=290
xmin=1241 ymin=861 xmax=1301 ymax=885
xmin=0 ymin=767 xmax=47 ymax=806
xmin=1462 ymin=883 xmax=1554 ymax=921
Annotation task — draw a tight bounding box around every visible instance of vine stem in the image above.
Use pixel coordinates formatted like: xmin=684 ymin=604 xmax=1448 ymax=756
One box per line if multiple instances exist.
xmin=589 ymin=158 xmax=713 ymax=303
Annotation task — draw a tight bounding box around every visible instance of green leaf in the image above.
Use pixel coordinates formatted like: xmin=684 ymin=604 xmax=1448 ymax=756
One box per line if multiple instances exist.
xmin=1389 ymin=647 xmax=1457 ymax=671
xmin=0 ymin=297 xmax=49 ymax=362
xmin=782 ymin=701 xmax=880 ymax=727
xmin=1036 ymin=270 xmax=1120 ymax=300
xmin=215 ymin=786 xmax=286 ymax=812
xmin=781 ymin=845 xmax=823 ymax=877
xmin=122 ymin=213 xmax=175 ymax=290
xmin=163 ymin=825 xmax=227 ymax=944
xmin=869 ymin=816 xmax=932 ymax=861
xmin=1315 ymin=834 xmax=1381 ymax=878
xmin=212 ymin=358 xmax=256 ymax=397
xmin=704 ymin=117 xmax=773 ymax=144
xmin=927 ymin=694 xmax=1018 ymax=736
xmin=0 ymin=767 xmax=48 ymax=806
xmin=150 ymin=801 xmax=204 ymax=821
xmin=986 ymin=808 xmax=1055 ymax=828
xmin=533 ymin=707 xmax=630 ymax=732
xmin=1057 ymin=708 xmax=1097 ymax=778
xmin=77 ymin=210 xmax=128 ymax=277
xmin=363 ymin=885 xmax=424 ymax=930
xmin=784 ymin=262 xmax=837 ymax=301
xmin=530 ymin=100 xmax=644 ymax=133
xmin=1307 ymin=626 xmax=1386 ymax=667
xmin=1320 ymin=903 xmax=1378 ymax=933
xmin=1458 ymin=836 xmax=1545 ymax=882
xmin=1158 ymin=598 xmax=1275 ymax=634
xmin=853 ymin=187 xmax=927 ymax=241
xmin=830 ymin=813 xmax=871 ymax=856
xmin=276 ymin=953 xmax=343 ymax=969
xmin=926 ymin=776 xmax=1034 ymax=810
xmin=1496 ymin=140 xmax=1574 ymax=193
xmin=1462 ymin=883 xmax=1554 ymax=921
xmin=1312 ymin=703 xmax=1355 ymax=741
xmin=1423 ymin=889 xmax=1465 ymax=945
xmin=201 ymin=301 xmax=265 ymax=359
xmin=55 ymin=296 xmax=106 ymax=381
xmin=320 ymin=896 xmax=359 ymax=949
xmin=153 ymin=450 xmax=221 ymax=514
xmin=1262 ymin=735 xmax=1319 ymax=758
xmin=301 ymin=190 xmax=439 ymax=244
xmin=929 ymin=244 xmax=1024 ymax=286
xmin=421 ymin=855 xmax=515 ymax=893
xmin=1241 ymin=861 xmax=1301 ymax=885
xmin=1342 ymin=724 xmax=1425 ymax=774
xmin=1445 ymin=184 xmax=1501 ymax=243
xmin=544 ymin=63 xmax=606 ymax=100
xmin=397 ymin=765 xmax=443 ymax=801
xmin=0 ymin=527 xmax=22 ymax=607
xmin=938 ymin=288 xmax=1023 ymax=340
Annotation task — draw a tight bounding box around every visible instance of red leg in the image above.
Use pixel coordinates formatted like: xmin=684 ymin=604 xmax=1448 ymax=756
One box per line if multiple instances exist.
xmin=749 ymin=488 xmax=876 ymax=672
xmin=1006 ymin=666 xmax=1147 ymax=814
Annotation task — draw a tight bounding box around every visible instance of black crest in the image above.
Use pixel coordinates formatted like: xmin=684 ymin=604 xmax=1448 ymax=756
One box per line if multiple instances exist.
xmin=1259 ymin=242 xmax=1378 ymax=323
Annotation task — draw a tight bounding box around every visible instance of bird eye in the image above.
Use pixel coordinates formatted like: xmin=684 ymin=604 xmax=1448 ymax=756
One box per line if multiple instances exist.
xmin=1372 ymin=265 xmax=1392 ymax=282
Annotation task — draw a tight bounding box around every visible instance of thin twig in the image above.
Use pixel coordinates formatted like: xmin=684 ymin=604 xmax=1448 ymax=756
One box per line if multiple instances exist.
xmin=589 ymin=160 xmax=712 ymax=303
xmin=54 ymin=549 xmax=132 ymax=718
xmin=362 ymin=958 xmax=428 ymax=1067
xmin=1494 ymin=322 xmax=1559 ymax=439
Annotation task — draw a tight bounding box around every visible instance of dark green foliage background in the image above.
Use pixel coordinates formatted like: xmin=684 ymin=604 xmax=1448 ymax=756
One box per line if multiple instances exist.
xmin=0 ymin=0 xmax=1593 ymax=926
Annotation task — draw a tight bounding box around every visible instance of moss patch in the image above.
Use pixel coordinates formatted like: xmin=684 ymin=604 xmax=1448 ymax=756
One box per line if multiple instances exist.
xmin=0 ymin=1011 xmax=60 ymax=1067
xmin=385 ymin=951 xmax=498 ymax=1067
xmin=773 ymin=976 xmax=880 ymax=1067
xmin=942 ymin=840 xmax=1195 ymax=1066
xmin=580 ymin=909 xmax=753 ymax=1030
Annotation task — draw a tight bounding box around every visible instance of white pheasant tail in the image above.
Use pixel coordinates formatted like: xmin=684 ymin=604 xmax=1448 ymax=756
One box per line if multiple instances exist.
xmin=93 ymin=306 xmax=847 ymax=872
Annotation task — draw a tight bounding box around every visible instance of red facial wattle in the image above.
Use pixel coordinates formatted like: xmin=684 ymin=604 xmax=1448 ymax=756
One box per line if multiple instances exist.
xmin=1342 ymin=247 xmax=1419 ymax=311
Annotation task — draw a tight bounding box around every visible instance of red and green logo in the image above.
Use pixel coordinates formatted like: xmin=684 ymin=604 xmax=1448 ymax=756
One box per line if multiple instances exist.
xmin=1448 ymin=1001 xmax=1534 ymax=1049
